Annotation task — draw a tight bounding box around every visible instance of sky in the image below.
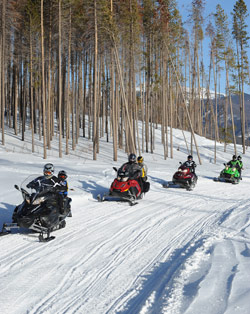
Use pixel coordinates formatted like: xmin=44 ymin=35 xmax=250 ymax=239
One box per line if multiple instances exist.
xmin=177 ymin=0 xmax=250 ymax=94
xmin=1 ymin=122 xmax=250 ymax=313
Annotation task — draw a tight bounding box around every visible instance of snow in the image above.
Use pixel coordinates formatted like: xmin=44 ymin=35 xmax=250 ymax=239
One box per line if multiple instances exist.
xmin=1 ymin=126 xmax=250 ymax=314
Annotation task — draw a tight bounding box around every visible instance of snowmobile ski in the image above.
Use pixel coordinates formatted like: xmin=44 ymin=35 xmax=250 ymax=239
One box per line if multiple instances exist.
xmin=38 ymin=234 xmax=56 ymax=242
xmin=163 ymin=182 xmax=184 ymax=189
xmin=0 ymin=223 xmax=19 ymax=236
xmin=97 ymin=193 xmax=138 ymax=206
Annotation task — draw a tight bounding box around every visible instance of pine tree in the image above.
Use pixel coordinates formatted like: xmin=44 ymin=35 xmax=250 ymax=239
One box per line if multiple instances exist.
xmin=214 ymin=4 xmax=237 ymax=154
xmin=232 ymin=0 xmax=250 ymax=154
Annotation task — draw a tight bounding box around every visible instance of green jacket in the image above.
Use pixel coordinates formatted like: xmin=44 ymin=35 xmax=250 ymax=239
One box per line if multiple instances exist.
xmin=237 ymin=160 xmax=243 ymax=169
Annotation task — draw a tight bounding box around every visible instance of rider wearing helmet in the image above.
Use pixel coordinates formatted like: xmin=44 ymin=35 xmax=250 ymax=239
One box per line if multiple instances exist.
xmin=119 ymin=153 xmax=142 ymax=180
xmin=27 ymin=163 xmax=59 ymax=191
xmin=183 ymin=155 xmax=197 ymax=173
xmin=57 ymin=170 xmax=72 ymax=217
xmin=43 ymin=163 xmax=55 ymax=178
xmin=237 ymin=155 xmax=243 ymax=179
xmin=58 ymin=170 xmax=68 ymax=196
xmin=137 ymin=156 xmax=150 ymax=193
xmin=227 ymin=155 xmax=239 ymax=169
xmin=137 ymin=156 xmax=148 ymax=181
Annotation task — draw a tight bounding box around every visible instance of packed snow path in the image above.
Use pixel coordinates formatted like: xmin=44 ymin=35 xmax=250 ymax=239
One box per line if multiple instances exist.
xmin=1 ymin=135 xmax=250 ymax=314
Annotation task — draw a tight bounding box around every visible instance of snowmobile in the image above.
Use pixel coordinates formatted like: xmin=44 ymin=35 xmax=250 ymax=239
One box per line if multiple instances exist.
xmin=0 ymin=175 xmax=71 ymax=242
xmin=163 ymin=163 xmax=198 ymax=191
xmin=214 ymin=164 xmax=240 ymax=184
xmin=97 ymin=167 xmax=143 ymax=206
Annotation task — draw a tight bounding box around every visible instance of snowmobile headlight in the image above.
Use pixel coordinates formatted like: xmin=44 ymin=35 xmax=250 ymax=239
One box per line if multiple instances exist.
xmin=225 ymin=166 xmax=229 ymax=170
xmin=117 ymin=176 xmax=121 ymax=181
xmin=182 ymin=169 xmax=188 ymax=173
xmin=122 ymin=177 xmax=129 ymax=182
xmin=178 ymin=168 xmax=182 ymax=172
xmin=232 ymin=167 xmax=236 ymax=171
xmin=32 ymin=196 xmax=46 ymax=205
xmin=25 ymin=196 xmax=30 ymax=204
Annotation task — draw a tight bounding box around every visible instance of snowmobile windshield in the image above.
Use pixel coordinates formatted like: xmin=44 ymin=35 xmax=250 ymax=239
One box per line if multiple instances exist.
xmin=117 ymin=176 xmax=129 ymax=182
xmin=117 ymin=170 xmax=129 ymax=182
xmin=21 ymin=174 xmax=56 ymax=195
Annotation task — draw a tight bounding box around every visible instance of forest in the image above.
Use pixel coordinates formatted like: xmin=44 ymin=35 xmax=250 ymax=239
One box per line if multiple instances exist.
xmin=0 ymin=0 xmax=249 ymax=162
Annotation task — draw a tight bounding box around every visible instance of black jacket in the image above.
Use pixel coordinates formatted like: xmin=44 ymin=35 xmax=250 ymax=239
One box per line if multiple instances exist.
xmin=27 ymin=175 xmax=62 ymax=192
xmin=182 ymin=160 xmax=197 ymax=172
xmin=119 ymin=162 xmax=142 ymax=179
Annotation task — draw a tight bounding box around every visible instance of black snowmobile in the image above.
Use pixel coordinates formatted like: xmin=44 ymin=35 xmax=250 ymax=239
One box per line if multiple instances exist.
xmin=0 ymin=175 xmax=71 ymax=242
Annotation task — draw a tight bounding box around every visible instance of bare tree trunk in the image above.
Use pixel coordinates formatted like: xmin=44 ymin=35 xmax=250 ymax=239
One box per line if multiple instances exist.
xmin=47 ymin=2 xmax=52 ymax=150
xmin=240 ymin=39 xmax=246 ymax=154
xmin=29 ymin=16 xmax=35 ymax=153
xmin=111 ymin=52 xmax=118 ymax=160
xmin=1 ymin=0 xmax=6 ymax=145
xmin=41 ymin=0 xmax=47 ymax=159
xmin=71 ymin=52 xmax=75 ymax=150
xmin=58 ymin=0 xmax=62 ymax=157
xmin=93 ymin=0 xmax=98 ymax=160
xmin=226 ymin=68 xmax=237 ymax=154
xmin=66 ymin=8 xmax=71 ymax=155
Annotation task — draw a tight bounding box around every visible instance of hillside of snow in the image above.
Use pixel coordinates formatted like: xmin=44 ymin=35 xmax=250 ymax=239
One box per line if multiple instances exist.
xmin=0 ymin=126 xmax=250 ymax=314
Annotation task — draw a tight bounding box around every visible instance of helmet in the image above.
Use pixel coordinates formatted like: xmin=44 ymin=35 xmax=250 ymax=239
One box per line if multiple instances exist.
xmin=58 ymin=170 xmax=67 ymax=180
xmin=137 ymin=156 xmax=144 ymax=163
xmin=237 ymin=155 xmax=242 ymax=161
xmin=43 ymin=163 xmax=54 ymax=178
xmin=232 ymin=155 xmax=237 ymax=161
xmin=187 ymin=155 xmax=193 ymax=161
xmin=128 ymin=153 xmax=136 ymax=163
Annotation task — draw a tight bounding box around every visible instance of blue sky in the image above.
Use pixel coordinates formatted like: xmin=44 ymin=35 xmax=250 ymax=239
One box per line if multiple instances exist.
xmin=177 ymin=0 xmax=250 ymax=94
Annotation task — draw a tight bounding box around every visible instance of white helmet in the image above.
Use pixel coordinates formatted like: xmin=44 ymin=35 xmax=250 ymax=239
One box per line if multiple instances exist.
xmin=43 ymin=163 xmax=54 ymax=178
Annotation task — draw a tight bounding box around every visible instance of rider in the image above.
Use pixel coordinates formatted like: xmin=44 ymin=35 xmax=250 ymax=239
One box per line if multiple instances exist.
xmin=119 ymin=153 xmax=142 ymax=180
xmin=26 ymin=163 xmax=59 ymax=191
xmin=227 ymin=155 xmax=239 ymax=169
xmin=183 ymin=155 xmax=197 ymax=174
xmin=13 ymin=163 xmax=61 ymax=223
xmin=137 ymin=156 xmax=150 ymax=193
xmin=119 ymin=153 xmax=143 ymax=192
xmin=237 ymin=155 xmax=243 ymax=179
xmin=57 ymin=170 xmax=72 ymax=217
xmin=137 ymin=156 xmax=148 ymax=181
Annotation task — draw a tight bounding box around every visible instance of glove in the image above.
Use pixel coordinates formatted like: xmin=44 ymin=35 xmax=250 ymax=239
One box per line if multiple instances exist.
xmin=27 ymin=182 xmax=34 ymax=189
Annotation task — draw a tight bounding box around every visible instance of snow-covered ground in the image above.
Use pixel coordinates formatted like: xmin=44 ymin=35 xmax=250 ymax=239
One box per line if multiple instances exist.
xmin=0 ymin=126 xmax=250 ymax=314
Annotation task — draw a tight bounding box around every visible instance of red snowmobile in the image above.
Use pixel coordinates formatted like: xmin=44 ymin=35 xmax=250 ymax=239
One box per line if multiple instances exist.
xmin=97 ymin=167 xmax=142 ymax=206
xmin=163 ymin=163 xmax=198 ymax=191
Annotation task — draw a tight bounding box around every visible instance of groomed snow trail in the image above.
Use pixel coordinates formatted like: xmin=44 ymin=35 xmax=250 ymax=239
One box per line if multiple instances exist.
xmin=1 ymin=130 xmax=250 ymax=314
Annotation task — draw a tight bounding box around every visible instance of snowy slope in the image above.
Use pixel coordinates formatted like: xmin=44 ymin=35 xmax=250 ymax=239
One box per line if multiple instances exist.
xmin=0 ymin=128 xmax=250 ymax=314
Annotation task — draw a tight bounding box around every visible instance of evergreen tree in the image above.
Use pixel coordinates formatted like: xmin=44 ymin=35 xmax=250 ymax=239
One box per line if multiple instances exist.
xmin=232 ymin=0 xmax=250 ymax=154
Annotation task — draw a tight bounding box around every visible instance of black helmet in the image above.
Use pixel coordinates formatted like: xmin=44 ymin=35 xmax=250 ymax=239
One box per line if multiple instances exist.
xmin=137 ymin=156 xmax=144 ymax=164
xmin=232 ymin=155 xmax=237 ymax=160
xmin=237 ymin=155 xmax=242 ymax=161
xmin=58 ymin=170 xmax=67 ymax=180
xmin=128 ymin=153 xmax=136 ymax=163
xmin=187 ymin=155 xmax=193 ymax=161
xmin=43 ymin=163 xmax=54 ymax=178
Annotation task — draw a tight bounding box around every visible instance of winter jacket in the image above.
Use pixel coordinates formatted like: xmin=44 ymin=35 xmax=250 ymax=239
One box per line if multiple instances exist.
xmin=119 ymin=162 xmax=142 ymax=180
xmin=227 ymin=160 xmax=240 ymax=169
xmin=58 ymin=179 xmax=68 ymax=196
xmin=237 ymin=160 xmax=243 ymax=169
xmin=27 ymin=175 xmax=61 ymax=192
xmin=138 ymin=163 xmax=148 ymax=180
xmin=182 ymin=160 xmax=197 ymax=173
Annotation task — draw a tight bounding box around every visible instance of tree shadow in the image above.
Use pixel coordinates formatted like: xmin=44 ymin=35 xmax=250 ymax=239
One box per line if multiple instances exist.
xmin=0 ymin=202 xmax=14 ymax=226
xmin=79 ymin=180 xmax=109 ymax=200
xmin=148 ymin=175 xmax=166 ymax=186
